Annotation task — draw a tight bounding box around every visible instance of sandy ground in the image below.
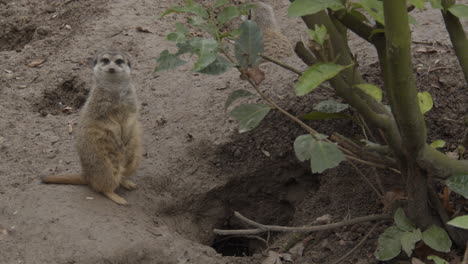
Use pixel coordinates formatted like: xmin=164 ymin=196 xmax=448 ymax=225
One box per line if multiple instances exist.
xmin=0 ymin=0 xmax=467 ymax=264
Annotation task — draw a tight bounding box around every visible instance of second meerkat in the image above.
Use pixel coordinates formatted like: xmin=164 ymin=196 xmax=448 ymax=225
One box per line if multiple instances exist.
xmin=42 ymin=49 xmax=142 ymax=205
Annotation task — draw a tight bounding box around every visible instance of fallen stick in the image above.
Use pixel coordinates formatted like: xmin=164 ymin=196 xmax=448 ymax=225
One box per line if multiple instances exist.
xmin=213 ymin=211 xmax=390 ymax=236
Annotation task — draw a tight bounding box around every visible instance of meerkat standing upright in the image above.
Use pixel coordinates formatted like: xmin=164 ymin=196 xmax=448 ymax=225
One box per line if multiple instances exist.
xmin=42 ymin=49 xmax=142 ymax=205
xmin=249 ymin=2 xmax=293 ymax=60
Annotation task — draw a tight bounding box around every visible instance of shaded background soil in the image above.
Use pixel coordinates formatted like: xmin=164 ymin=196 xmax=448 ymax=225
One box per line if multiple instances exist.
xmin=0 ymin=0 xmax=467 ymax=263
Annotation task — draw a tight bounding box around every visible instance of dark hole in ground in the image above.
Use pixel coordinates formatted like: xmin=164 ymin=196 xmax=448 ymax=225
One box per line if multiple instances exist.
xmin=0 ymin=23 xmax=36 ymax=52
xmin=34 ymin=76 xmax=89 ymax=116
xmin=212 ymin=235 xmax=253 ymax=257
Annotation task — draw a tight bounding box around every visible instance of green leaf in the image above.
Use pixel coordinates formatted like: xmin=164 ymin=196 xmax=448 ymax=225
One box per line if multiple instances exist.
xmin=409 ymin=0 xmax=425 ymax=9
xmin=446 ymin=174 xmax=468 ymax=199
xmin=448 ymin=4 xmax=468 ymax=19
xmin=355 ymin=83 xmax=383 ymax=102
xmin=302 ymin=112 xmax=349 ymax=120
xmin=308 ymin=24 xmax=327 ymax=46
xmin=224 ymin=89 xmax=254 ymax=111
xmin=161 ymin=0 xmax=208 ymax=18
xmin=375 ymin=226 xmax=404 ymax=261
xmin=166 ymin=22 xmax=189 ymax=43
xmin=430 ymin=139 xmax=446 ymax=149
xmin=349 ymin=9 xmax=369 ymax=22
xmin=295 ymin=63 xmax=351 ymax=96
xmin=314 ymin=100 xmax=349 ymax=113
xmin=294 ymin=134 xmax=315 ymax=162
xmin=155 ymin=50 xmax=187 ymax=72
xmin=427 ymin=255 xmax=449 ymax=264
xmin=189 ymin=38 xmax=218 ymax=72
xmin=394 ymin=208 xmax=416 ymax=231
xmin=401 ymin=229 xmax=422 ymax=257
xmin=429 ymin=0 xmax=443 ymax=9
xmin=422 ymin=225 xmax=451 ymax=253
xmin=230 ymin=104 xmax=271 ymax=133
xmin=214 ymin=0 xmax=229 ymax=8
xmin=417 ymin=91 xmax=433 ymax=114
xmin=188 ymin=16 xmax=217 ymax=36
xmin=218 ymin=6 xmax=240 ymax=25
xmin=288 ymin=0 xmax=344 ymax=17
xmin=309 ymin=141 xmax=346 ymax=173
xmin=198 ymin=55 xmax=233 ymax=75
xmin=359 ymin=0 xmax=385 ymax=25
xmin=447 ymin=215 xmax=468 ymax=229
xmin=235 ymin=20 xmax=264 ymax=68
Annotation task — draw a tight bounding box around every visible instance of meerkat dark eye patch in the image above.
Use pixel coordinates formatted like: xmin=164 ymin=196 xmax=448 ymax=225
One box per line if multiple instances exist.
xmin=115 ymin=59 xmax=125 ymax=66
xmin=100 ymin=58 xmax=110 ymax=65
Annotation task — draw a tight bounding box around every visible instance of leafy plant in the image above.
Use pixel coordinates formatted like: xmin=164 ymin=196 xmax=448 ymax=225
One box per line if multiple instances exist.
xmin=156 ymin=0 xmax=468 ymax=260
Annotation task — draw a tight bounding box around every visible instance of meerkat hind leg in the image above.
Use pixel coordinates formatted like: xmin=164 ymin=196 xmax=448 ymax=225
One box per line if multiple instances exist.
xmin=120 ymin=179 xmax=137 ymax=190
xmin=103 ymin=191 xmax=129 ymax=205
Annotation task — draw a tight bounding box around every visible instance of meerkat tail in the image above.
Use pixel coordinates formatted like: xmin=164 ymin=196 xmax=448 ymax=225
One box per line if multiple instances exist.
xmin=41 ymin=174 xmax=87 ymax=185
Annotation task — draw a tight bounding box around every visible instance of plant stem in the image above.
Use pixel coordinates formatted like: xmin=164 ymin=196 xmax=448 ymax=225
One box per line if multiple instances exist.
xmin=441 ymin=0 xmax=468 ymax=84
xmin=259 ymin=54 xmax=302 ymax=75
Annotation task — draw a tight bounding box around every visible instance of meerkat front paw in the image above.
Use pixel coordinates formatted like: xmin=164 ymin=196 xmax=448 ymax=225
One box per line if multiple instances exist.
xmin=120 ymin=180 xmax=138 ymax=190
xmin=104 ymin=191 xmax=129 ymax=205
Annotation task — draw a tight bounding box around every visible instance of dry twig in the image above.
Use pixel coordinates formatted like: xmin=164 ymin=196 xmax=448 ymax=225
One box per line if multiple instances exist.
xmin=213 ymin=211 xmax=390 ymax=236
xmin=331 ymin=223 xmax=378 ymax=264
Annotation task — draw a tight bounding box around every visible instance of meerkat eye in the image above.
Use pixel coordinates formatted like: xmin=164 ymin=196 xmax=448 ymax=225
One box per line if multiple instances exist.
xmin=100 ymin=58 xmax=110 ymax=65
xmin=115 ymin=59 xmax=125 ymax=66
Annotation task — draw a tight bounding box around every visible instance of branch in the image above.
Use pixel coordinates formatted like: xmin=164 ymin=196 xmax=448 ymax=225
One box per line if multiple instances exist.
xmin=332 ymin=10 xmax=376 ymax=44
xmin=213 ymin=211 xmax=390 ymax=235
xmin=441 ymin=0 xmax=468 ymax=84
xmin=383 ymin=0 xmax=427 ymax=156
xmin=260 ymin=54 xmax=302 ymax=75
xmin=418 ymin=144 xmax=468 ymax=179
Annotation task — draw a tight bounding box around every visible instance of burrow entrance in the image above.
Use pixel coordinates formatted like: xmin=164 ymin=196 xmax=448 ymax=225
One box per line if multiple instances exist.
xmin=190 ymin=165 xmax=319 ymax=257
xmin=0 ymin=23 xmax=36 ymax=52
xmin=34 ymin=76 xmax=89 ymax=116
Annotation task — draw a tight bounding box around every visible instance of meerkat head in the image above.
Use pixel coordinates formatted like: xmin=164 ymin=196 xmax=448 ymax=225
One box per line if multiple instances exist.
xmin=92 ymin=50 xmax=132 ymax=80
xmin=249 ymin=2 xmax=279 ymax=32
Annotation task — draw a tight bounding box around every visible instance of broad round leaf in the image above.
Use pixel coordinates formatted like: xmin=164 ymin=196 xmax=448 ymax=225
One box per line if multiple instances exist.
xmin=218 ymin=6 xmax=240 ymax=25
xmin=309 ymin=141 xmax=345 ymax=173
xmin=447 ymin=215 xmax=468 ymax=229
xmin=427 ymin=255 xmax=449 ymax=264
xmin=155 ymin=50 xmax=187 ymax=72
xmin=394 ymin=208 xmax=416 ymax=231
xmin=355 ymin=83 xmax=383 ymax=102
xmin=422 ymin=225 xmax=451 ymax=253
xmin=375 ymin=226 xmax=404 ymax=261
xmin=401 ymin=229 xmax=422 ymax=257
xmin=360 ymin=0 xmax=385 ymax=25
xmin=161 ymin=1 xmax=208 ymax=18
xmin=198 ymin=56 xmax=233 ymax=75
xmin=409 ymin=0 xmax=425 ymax=9
xmin=288 ymin=0 xmax=344 ymax=17
xmin=294 ymin=134 xmax=315 ymax=162
xmin=214 ymin=0 xmax=229 ymax=8
xmin=224 ymin=89 xmax=254 ymax=111
xmin=295 ymin=64 xmax=351 ymax=96
xmin=446 ymin=174 xmax=468 ymax=199
xmin=230 ymin=104 xmax=271 ymax=133
xmin=448 ymin=4 xmax=468 ymax=19
xmin=429 ymin=0 xmax=443 ymax=9
xmin=430 ymin=139 xmax=446 ymax=149
xmin=235 ymin=21 xmax=264 ymax=68
xmin=189 ymin=38 xmax=218 ymax=72
xmin=417 ymin=91 xmax=433 ymax=114
xmin=314 ymin=100 xmax=349 ymax=113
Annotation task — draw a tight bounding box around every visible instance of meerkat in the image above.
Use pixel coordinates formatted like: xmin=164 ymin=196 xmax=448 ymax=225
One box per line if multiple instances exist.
xmin=249 ymin=2 xmax=293 ymax=61
xmin=42 ymin=49 xmax=142 ymax=205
